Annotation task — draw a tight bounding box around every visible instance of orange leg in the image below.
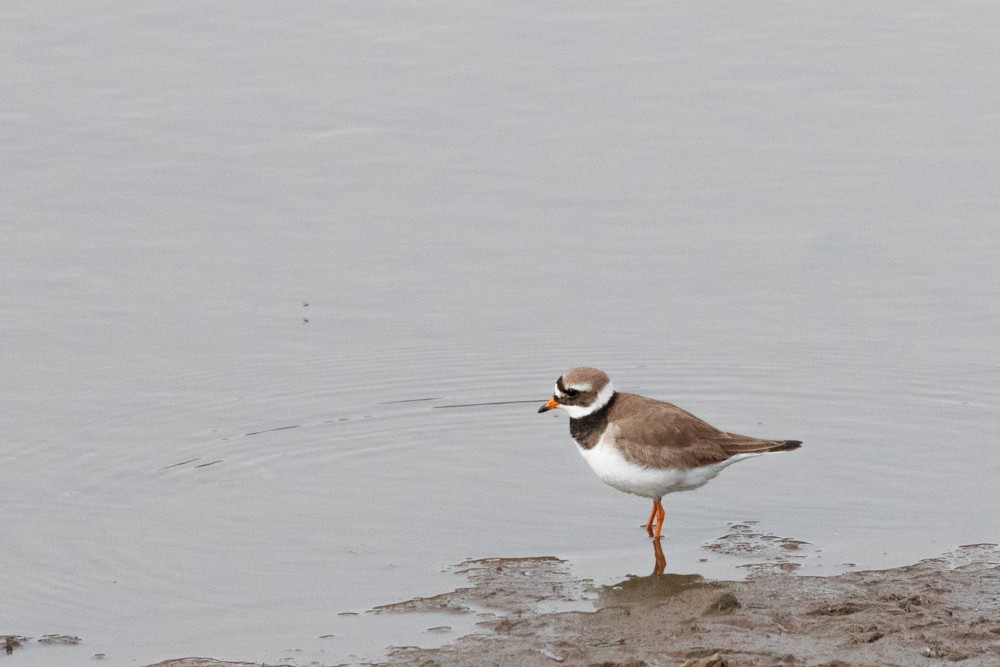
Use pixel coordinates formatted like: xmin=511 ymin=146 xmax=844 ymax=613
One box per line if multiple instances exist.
xmin=645 ymin=497 xmax=665 ymax=538
xmin=653 ymin=499 xmax=666 ymax=539
xmin=645 ymin=499 xmax=659 ymax=536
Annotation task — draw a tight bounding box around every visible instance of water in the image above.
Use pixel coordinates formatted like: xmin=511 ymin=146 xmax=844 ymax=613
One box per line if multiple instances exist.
xmin=3 ymin=2 xmax=999 ymax=665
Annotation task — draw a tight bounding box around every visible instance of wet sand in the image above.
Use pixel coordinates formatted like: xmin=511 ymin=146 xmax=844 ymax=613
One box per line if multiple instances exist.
xmin=373 ymin=549 xmax=1000 ymax=666
xmin=132 ymin=543 xmax=1000 ymax=667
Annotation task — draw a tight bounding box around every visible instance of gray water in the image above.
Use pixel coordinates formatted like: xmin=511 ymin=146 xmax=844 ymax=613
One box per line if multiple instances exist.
xmin=3 ymin=2 xmax=999 ymax=665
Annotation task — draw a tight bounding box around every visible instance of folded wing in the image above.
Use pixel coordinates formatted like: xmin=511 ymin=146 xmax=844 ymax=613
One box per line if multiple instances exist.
xmin=608 ymin=392 xmax=800 ymax=469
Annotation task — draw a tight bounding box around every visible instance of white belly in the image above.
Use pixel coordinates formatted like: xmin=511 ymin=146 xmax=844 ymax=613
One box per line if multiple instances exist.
xmin=578 ymin=435 xmax=757 ymax=498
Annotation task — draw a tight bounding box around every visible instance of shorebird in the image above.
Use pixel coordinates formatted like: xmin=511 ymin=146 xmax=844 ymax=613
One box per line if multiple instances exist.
xmin=539 ymin=367 xmax=801 ymax=539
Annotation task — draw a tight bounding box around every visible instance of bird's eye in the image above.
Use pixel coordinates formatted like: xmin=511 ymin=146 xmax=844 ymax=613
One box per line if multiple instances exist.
xmin=565 ymin=388 xmax=579 ymax=398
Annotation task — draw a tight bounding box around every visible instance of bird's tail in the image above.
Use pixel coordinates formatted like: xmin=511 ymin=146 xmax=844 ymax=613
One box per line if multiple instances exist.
xmin=721 ymin=436 xmax=802 ymax=456
xmin=769 ymin=439 xmax=802 ymax=452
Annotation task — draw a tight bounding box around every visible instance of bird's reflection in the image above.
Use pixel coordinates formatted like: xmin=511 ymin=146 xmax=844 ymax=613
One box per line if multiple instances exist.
xmin=652 ymin=535 xmax=666 ymax=574
xmin=594 ymin=537 xmax=720 ymax=609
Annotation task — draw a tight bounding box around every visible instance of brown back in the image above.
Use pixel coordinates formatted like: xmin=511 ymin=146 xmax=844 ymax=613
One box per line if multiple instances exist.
xmin=606 ymin=392 xmax=797 ymax=469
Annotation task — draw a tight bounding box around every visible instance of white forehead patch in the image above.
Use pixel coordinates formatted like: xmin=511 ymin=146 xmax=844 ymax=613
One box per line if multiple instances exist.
xmin=555 ymin=382 xmax=593 ymax=397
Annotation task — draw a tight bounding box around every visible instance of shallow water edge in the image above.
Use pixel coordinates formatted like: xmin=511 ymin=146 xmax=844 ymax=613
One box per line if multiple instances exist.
xmin=10 ymin=544 xmax=998 ymax=666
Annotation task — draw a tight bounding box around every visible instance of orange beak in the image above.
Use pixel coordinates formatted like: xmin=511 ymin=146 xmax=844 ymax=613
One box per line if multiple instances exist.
xmin=537 ymin=396 xmax=559 ymax=413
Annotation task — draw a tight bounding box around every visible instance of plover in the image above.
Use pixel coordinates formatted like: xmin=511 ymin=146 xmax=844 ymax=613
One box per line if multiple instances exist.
xmin=538 ymin=367 xmax=800 ymax=539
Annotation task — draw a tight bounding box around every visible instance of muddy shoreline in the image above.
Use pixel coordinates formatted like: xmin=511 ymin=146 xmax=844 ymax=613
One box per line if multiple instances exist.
xmin=14 ymin=539 xmax=994 ymax=666
xmin=372 ymin=547 xmax=1000 ymax=667
xmin=132 ymin=543 xmax=1000 ymax=667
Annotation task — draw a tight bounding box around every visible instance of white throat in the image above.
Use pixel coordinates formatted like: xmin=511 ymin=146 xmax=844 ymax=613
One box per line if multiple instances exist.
xmin=561 ymin=382 xmax=615 ymax=419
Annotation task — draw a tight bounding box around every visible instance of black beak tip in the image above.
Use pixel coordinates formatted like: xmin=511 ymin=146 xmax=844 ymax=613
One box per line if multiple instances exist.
xmin=537 ymin=405 xmax=550 ymax=413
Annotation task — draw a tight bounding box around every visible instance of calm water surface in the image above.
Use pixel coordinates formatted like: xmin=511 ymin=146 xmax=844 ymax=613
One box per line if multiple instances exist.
xmin=3 ymin=3 xmax=999 ymax=665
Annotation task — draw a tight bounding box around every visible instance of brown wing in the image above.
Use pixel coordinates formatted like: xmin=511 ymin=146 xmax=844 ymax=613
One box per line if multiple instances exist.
xmin=607 ymin=393 xmax=800 ymax=469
